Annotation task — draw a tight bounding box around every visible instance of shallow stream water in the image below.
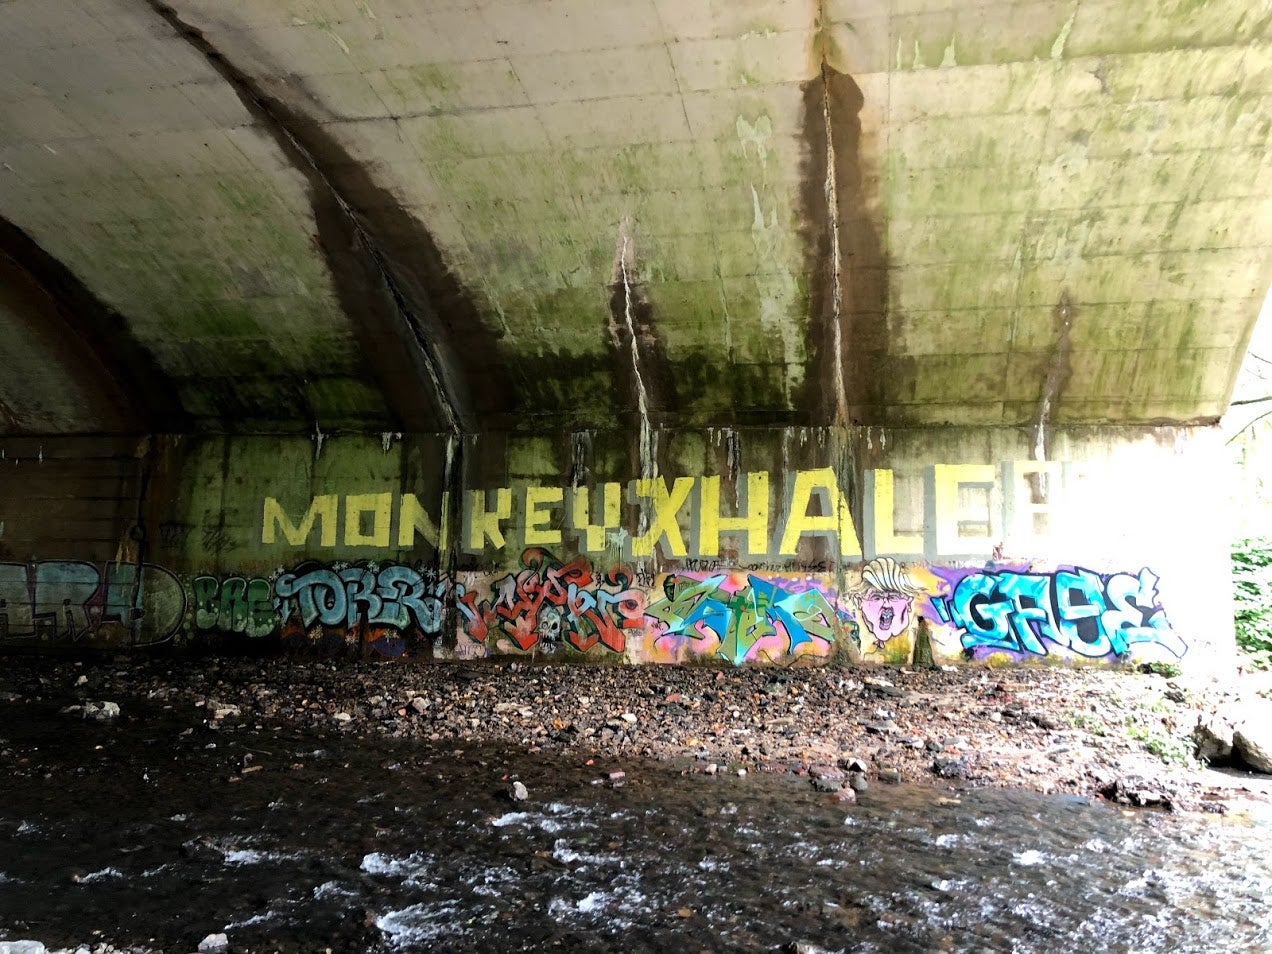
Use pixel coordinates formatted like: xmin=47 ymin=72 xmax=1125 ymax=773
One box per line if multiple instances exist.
xmin=1 ymin=700 xmax=1270 ymax=953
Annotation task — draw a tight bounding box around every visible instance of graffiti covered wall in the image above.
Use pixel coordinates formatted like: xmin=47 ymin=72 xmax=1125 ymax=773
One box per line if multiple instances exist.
xmin=0 ymin=427 xmax=1231 ymax=668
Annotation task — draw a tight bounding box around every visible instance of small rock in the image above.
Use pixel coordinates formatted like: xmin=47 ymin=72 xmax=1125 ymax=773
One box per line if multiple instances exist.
xmin=0 ymin=941 xmax=46 ymax=954
xmin=83 ymin=701 xmax=120 ymax=721
xmin=510 ymin=781 xmax=529 ymax=802
xmin=877 ymin=768 xmax=903 ymax=784
xmin=1231 ymin=702 xmax=1272 ymax=773
xmin=787 ymin=940 xmax=829 ymax=954
xmin=75 ymin=675 xmax=88 ymax=686
xmin=848 ymin=772 xmax=868 ymax=792
xmin=836 ymin=786 xmax=858 ymax=805
xmin=736 ymin=768 xmax=747 ymax=777
xmin=197 ymin=934 xmax=229 ymax=954
xmin=409 ymin=697 xmax=429 ymax=714
xmin=620 ymin=712 xmax=638 ymax=725
xmin=1233 ymin=727 xmax=1272 ymax=774
xmin=1030 ymin=712 xmax=1060 ymax=731
xmin=703 ymin=763 xmax=717 ymax=775
xmin=811 ymin=777 xmax=842 ymax=793
xmin=933 ymin=756 xmax=969 ymax=780
xmin=333 ymin=712 xmax=353 ymax=723
xmin=1194 ymin=713 xmax=1234 ymax=764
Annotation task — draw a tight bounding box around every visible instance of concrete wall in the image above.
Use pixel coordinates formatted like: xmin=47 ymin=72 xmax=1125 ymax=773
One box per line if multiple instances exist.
xmin=0 ymin=425 xmax=1234 ymax=672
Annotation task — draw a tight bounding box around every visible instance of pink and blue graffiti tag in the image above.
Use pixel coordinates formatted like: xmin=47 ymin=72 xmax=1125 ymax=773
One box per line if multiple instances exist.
xmin=930 ymin=565 xmax=1185 ymax=661
xmin=646 ymin=574 xmax=847 ymax=665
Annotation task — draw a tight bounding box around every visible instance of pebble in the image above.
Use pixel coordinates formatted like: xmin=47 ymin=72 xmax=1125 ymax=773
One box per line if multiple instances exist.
xmin=510 ymin=781 xmax=529 ymax=801
xmin=83 ymin=701 xmax=120 ymax=722
xmin=197 ymin=935 xmax=228 ymax=954
xmin=933 ymin=756 xmax=970 ymax=780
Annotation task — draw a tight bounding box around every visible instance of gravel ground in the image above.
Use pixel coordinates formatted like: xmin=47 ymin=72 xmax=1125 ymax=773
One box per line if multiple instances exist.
xmin=3 ymin=654 xmax=1271 ymax=815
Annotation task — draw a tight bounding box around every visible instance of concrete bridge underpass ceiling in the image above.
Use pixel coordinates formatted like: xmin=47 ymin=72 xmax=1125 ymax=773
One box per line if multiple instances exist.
xmin=0 ymin=0 xmax=1269 ymax=437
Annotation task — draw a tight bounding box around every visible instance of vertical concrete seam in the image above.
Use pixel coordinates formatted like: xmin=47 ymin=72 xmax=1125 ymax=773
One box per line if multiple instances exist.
xmin=821 ymin=63 xmax=851 ymax=430
xmin=140 ymin=0 xmax=465 ymax=436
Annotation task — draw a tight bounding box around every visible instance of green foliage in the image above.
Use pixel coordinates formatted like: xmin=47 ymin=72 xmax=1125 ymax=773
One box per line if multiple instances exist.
xmin=1069 ymin=711 xmax=1108 ymax=736
xmin=1125 ymin=718 xmax=1196 ymax=768
xmin=1233 ymin=538 xmax=1272 ymax=670
xmin=1138 ymin=662 xmax=1182 ymax=678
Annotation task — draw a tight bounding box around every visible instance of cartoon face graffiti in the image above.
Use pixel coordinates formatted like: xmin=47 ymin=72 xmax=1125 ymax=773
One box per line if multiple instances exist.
xmin=851 ymin=557 xmax=919 ymax=652
xmin=859 ymin=590 xmax=912 ymax=642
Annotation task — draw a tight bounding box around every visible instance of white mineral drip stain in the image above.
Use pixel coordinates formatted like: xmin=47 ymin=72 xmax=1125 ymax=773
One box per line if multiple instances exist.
xmin=613 ymin=221 xmax=654 ymax=488
xmin=570 ymin=430 xmax=593 ymax=489
xmin=1051 ymin=8 xmax=1077 ymax=59
xmin=749 ymin=187 xmax=801 ymax=403
xmin=621 ymin=238 xmax=653 ymax=484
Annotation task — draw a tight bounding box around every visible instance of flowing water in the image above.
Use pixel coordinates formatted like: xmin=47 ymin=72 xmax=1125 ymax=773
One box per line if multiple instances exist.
xmin=0 ymin=700 xmax=1270 ymax=953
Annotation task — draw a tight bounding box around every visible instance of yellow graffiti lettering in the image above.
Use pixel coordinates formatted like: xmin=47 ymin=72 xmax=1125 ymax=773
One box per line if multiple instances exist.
xmin=466 ymin=487 xmax=513 ymax=551
xmin=869 ymin=469 xmax=923 ymax=556
xmin=1003 ymin=460 xmax=1061 ymax=548
xmin=631 ymin=477 xmax=695 ymax=558
xmin=261 ymin=495 xmax=338 ymax=547
xmin=777 ymin=468 xmax=861 ymax=557
xmin=523 ymin=485 xmax=564 ymax=546
xmin=570 ymin=482 xmax=622 ymax=553
xmin=396 ymin=492 xmax=440 ymax=548
xmin=344 ymin=492 xmax=393 ymax=548
xmin=697 ymin=472 xmax=770 ymax=556
xmin=933 ymin=464 xmax=996 ymax=555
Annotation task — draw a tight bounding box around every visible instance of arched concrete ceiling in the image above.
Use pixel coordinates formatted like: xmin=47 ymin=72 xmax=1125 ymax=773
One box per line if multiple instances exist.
xmin=0 ymin=0 xmax=1268 ymax=435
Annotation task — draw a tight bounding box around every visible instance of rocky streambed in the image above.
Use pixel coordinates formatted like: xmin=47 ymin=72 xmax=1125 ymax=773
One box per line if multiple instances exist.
xmin=3 ymin=655 xmax=1271 ymax=815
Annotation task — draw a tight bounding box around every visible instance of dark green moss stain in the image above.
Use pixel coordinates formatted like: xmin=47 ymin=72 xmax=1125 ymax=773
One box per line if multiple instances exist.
xmin=145 ymin=1 xmax=514 ymax=434
xmin=797 ymin=65 xmax=891 ymax=426
xmin=0 ymin=216 xmax=189 ymax=434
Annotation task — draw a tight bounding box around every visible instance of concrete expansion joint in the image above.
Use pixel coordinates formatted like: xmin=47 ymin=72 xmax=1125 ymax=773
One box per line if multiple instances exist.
xmin=820 ymin=59 xmax=850 ymax=431
xmin=139 ymin=0 xmax=467 ymax=437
